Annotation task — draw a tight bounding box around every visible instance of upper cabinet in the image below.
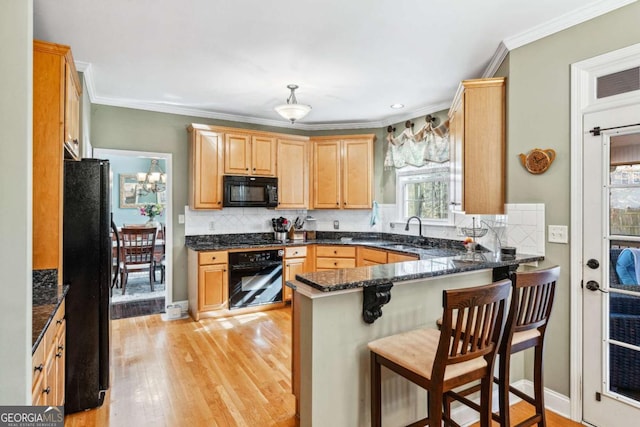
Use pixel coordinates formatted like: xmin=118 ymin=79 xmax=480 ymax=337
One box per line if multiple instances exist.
xmin=188 ymin=126 xmax=224 ymax=209
xmin=224 ymin=133 xmax=276 ymax=176
xmin=33 ymin=40 xmax=82 ymax=276
xmin=277 ymin=137 xmax=309 ymax=209
xmin=448 ymin=77 xmax=506 ymax=215
xmin=310 ymin=135 xmax=375 ymax=209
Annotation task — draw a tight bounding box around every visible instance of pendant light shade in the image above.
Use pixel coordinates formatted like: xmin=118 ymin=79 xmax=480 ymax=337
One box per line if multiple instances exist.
xmin=274 ymin=84 xmax=311 ymax=124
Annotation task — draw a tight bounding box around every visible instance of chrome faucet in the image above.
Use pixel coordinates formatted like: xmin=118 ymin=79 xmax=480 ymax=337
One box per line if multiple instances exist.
xmin=405 ymin=216 xmax=423 ymax=237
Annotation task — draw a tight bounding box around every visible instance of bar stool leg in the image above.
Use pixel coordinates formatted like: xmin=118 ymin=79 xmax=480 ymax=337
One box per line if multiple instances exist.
xmin=370 ymin=353 xmax=382 ymax=427
xmin=498 ymin=351 xmax=511 ymax=427
xmin=534 ymin=345 xmax=546 ymax=427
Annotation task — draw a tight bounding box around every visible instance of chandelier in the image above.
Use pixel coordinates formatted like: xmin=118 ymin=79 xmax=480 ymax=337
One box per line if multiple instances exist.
xmin=274 ymin=84 xmax=312 ymax=124
xmin=137 ymin=159 xmax=166 ymax=195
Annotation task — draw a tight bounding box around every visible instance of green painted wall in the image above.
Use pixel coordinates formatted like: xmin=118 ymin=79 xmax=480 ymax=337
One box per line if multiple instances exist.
xmin=507 ymin=1 xmax=640 ymax=396
xmin=0 ymin=0 xmax=33 ymax=404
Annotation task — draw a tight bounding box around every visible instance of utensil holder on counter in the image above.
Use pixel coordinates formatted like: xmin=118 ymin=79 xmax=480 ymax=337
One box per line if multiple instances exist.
xmin=274 ymin=232 xmax=287 ymax=242
xmin=288 ymin=228 xmax=306 ymax=241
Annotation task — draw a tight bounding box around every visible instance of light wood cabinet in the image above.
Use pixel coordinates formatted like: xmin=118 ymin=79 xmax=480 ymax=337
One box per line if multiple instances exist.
xmin=33 ymin=40 xmax=82 ymax=277
xmin=188 ymin=249 xmax=228 ymax=320
xmin=32 ymin=300 xmax=66 ymax=406
xmin=277 ymin=137 xmax=309 ymax=209
xmin=448 ymin=77 xmax=506 ymax=214
xmin=224 ymin=133 xmax=276 ymax=176
xmin=315 ymin=245 xmax=357 ymax=270
xmin=311 ymin=135 xmax=374 ymax=209
xmin=188 ymin=126 xmax=224 ymax=209
xmin=387 ymin=251 xmax=419 ymax=263
xmin=284 ymin=246 xmax=308 ymax=302
xmin=357 ymin=247 xmax=388 ymax=266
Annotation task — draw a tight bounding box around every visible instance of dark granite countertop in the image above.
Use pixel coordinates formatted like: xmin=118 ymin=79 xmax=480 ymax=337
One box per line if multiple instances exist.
xmin=32 ymin=269 xmax=68 ymax=354
xmin=185 ymin=232 xmax=466 ymax=257
xmin=294 ymin=251 xmax=544 ymax=292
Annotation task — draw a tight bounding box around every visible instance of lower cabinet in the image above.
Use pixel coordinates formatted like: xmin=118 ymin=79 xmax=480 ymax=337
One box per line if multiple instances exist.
xmin=315 ymin=245 xmax=356 ymax=271
xmin=357 ymin=247 xmax=388 ymax=266
xmin=284 ymin=247 xmax=308 ymax=302
xmin=387 ymin=251 xmax=419 ymax=263
xmin=32 ymin=299 xmax=66 ymax=406
xmin=188 ymin=250 xmax=228 ymax=320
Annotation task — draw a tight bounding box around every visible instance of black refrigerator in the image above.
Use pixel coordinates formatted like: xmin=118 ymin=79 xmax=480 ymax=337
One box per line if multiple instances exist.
xmin=63 ymin=158 xmax=111 ymax=414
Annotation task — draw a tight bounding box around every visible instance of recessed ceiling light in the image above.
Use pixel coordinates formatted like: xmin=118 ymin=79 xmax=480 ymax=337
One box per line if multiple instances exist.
xmin=390 ymin=103 xmax=404 ymax=109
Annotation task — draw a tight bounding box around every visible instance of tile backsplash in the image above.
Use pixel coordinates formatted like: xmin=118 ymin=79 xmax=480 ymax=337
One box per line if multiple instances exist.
xmin=184 ymin=202 xmax=546 ymax=256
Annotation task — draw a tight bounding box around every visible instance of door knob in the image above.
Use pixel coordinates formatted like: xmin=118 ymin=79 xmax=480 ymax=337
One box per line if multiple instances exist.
xmin=586 ymin=280 xmax=607 ymax=293
xmin=587 ymin=259 xmax=600 ymax=269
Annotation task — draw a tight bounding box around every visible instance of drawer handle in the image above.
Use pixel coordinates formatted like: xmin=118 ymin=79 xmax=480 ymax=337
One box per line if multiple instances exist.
xmin=34 ymin=364 xmax=44 ymax=372
xmin=43 ymin=387 xmax=51 ymax=395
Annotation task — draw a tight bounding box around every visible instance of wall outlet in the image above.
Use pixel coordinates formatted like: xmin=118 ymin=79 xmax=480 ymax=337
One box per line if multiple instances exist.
xmin=548 ymin=225 xmax=568 ymax=244
xmin=208 ymin=221 xmax=215 ymax=231
xmin=333 ymin=220 xmax=339 ymax=230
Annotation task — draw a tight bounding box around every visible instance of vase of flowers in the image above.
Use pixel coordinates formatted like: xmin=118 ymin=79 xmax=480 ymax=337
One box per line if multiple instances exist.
xmin=140 ymin=203 xmax=164 ymax=227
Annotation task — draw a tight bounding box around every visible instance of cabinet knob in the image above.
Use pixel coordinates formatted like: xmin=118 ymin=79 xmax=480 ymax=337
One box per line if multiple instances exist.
xmin=334 ymin=251 xmax=337 ymax=254
xmin=56 ymin=351 xmax=63 ymax=358
xmin=253 ymin=168 xmax=256 ymax=171
xmin=336 ymin=202 xmax=339 ymax=206
xmin=212 ymin=256 xmax=216 ymax=260
xmin=246 ymin=168 xmax=249 ymax=171
xmin=56 ymin=318 xmax=63 ymax=325
xmin=34 ymin=364 xmax=44 ymax=372
xmin=218 ymin=201 xmax=221 ymax=205
xmin=344 ymin=202 xmax=346 ymax=205
xmin=334 ymin=262 xmax=337 ymax=266
xmin=43 ymin=387 xmax=51 ymax=395
xmin=58 ymin=345 xmax=64 ymax=351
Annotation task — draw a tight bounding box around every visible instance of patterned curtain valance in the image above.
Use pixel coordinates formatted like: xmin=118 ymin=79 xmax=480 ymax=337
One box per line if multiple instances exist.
xmin=384 ymin=115 xmax=450 ymax=169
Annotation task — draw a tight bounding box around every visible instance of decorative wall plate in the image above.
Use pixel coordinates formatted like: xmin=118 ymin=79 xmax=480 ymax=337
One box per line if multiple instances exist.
xmin=519 ymin=148 xmax=556 ymax=174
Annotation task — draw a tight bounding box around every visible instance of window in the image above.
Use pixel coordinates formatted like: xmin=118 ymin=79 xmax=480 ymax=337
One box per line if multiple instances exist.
xmin=396 ymin=164 xmax=451 ymax=224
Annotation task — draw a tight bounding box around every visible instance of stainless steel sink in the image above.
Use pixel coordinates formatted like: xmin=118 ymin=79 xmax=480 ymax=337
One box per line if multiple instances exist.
xmin=379 ymin=243 xmax=418 ymax=251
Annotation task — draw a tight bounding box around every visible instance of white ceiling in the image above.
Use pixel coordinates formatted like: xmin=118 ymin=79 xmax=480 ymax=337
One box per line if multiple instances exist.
xmin=33 ymin=0 xmax=635 ymax=130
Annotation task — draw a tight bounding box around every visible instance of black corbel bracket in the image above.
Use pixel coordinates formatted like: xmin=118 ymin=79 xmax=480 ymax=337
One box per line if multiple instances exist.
xmin=492 ymin=264 xmax=518 ymax=281
xmin=363 ymin=281 xmax=393 ymax=324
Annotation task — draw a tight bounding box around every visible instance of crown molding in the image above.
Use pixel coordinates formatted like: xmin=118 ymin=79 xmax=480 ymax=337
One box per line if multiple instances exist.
xmin=482 ymin=41 xmax=509 ymax=78
xmin=502 ymin=0 xmax=637 ymax=50
xmin=73 ymin=52 xmax=452 ymax=131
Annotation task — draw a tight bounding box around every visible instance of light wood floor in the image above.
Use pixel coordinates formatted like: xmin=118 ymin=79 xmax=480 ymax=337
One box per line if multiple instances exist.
xmin=65 ymin=307 xmax=581 ymax=427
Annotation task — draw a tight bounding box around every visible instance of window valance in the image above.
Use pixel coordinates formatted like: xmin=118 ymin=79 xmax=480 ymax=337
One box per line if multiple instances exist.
xmin=384 ymin=116 xmax=450 ymax=169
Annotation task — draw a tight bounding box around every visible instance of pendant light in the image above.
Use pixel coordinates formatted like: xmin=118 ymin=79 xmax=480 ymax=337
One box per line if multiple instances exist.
xmin=274 ymin=84 xmax=312 ymax=124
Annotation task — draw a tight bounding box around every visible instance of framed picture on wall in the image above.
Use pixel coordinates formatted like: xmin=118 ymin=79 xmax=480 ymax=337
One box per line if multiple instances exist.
xmin=119 ymin=174 xmax=139 ymax=208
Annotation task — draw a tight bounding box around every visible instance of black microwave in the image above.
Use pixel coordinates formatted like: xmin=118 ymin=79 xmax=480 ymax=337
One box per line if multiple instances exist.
xmin=223 ymin=175 xmax=278 ymax=208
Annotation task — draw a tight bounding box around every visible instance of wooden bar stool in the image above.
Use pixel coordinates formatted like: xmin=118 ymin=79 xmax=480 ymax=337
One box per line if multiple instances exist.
xmin=444 ymin=266 xmax=560 ymax=427
xmin=368 ymin=279 xmax=511 ymax=427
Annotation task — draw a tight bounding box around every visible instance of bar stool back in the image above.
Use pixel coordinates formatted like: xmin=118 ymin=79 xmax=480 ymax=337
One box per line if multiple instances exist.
xmin=368 ymin=279 xmax=511 ymax=427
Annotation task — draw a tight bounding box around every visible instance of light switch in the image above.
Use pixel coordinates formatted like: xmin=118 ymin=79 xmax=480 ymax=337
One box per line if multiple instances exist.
xmin=548 ymin=225 xmax=568 ymax=244
xmin=178 ymin=214 xmax=185 ymax=224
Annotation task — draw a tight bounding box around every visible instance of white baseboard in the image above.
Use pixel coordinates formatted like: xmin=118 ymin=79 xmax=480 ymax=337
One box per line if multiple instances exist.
xmin=449 ymin=380 xmax=571 ymax=427
xmin=171 ymin=300 xmax=189 ymax=314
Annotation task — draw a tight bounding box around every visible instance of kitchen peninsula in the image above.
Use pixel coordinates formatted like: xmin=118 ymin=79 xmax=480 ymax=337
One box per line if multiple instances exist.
xmin=285 ymin=241 xmax=542 ymax=427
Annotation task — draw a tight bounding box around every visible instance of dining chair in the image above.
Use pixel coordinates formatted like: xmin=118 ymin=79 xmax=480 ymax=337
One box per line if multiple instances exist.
xmin=443 ymin=266 xmax=560 ymax=427
xmin=153 ymin=224 xmax=166 ymax=283
xmin=368 ymin=279 xmax=511 ymax=427
xmin=119 ymin=226 xmax=157 ymax=295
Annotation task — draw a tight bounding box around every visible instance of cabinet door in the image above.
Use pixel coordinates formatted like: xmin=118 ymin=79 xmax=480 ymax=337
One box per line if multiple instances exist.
xmin=198 ymin=264 xmax=228 ymax=311
xmin=284 ymin=258 xmax=306 ymax=301
xmin=312 ymin=140 xmax=341 ymax=209
xmin=64 ymin=61 xmax=80 ymax=159
xmin=277 ymin=138 xmax=308 ymax=209
xmin=191 ymin=130 xmax=223 ymax=209
xmin=387 ymin=252 xmax=419 ymax=263
xmin=54 ymin=324 xmax=66 ymax=406
xmin=251 ymin=136 xmax=277 ymax=176
xmin=450 ymin=100 xmax=464 ymax=212
xmin=463 ymin=81 xmax=505 ymax=214
xmin=224 ymin=133 xmax=251 ymax=175
xmin=342 ymin=137 xmax=373 ymax=209
xmin=44 ymin=345 xmax=56 ymax=405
